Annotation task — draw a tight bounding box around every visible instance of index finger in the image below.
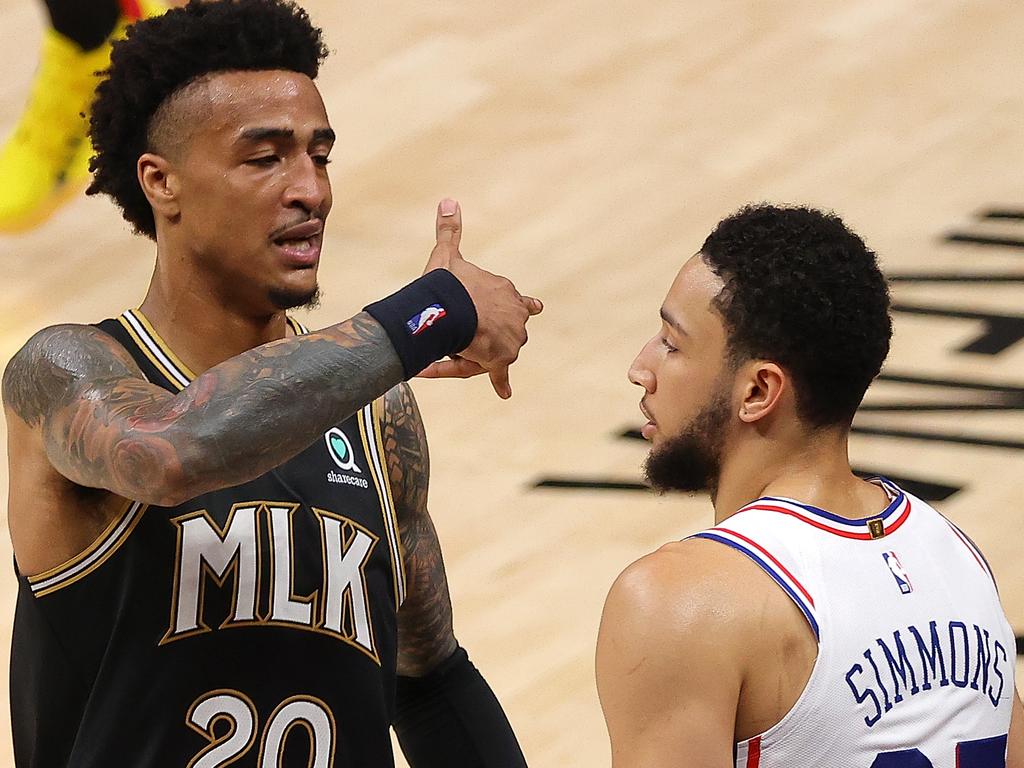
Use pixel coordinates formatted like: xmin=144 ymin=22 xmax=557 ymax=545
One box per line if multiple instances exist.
xmin=489 ymin=366 xmax=512 ymax=400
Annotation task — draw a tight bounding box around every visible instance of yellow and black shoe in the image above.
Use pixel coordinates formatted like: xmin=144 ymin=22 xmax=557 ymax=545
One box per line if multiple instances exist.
xmin=0 ymin=0 xmax=167 ymax=234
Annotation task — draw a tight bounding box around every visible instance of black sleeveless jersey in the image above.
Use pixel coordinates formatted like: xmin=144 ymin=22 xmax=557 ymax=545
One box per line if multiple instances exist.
xmin=11 ymin=309 xmax=408 ymax=768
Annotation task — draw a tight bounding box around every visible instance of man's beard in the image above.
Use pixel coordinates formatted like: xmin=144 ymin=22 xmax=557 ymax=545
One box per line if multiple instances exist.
xmin=269 ymin=284 xmax=322 ymax=311
xmin=644 ymin=390 xmax=730 ymax=496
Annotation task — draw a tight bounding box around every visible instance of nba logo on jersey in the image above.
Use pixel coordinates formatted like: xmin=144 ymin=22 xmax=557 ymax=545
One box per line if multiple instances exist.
xmin=882 ymin=551 xmax=912 ymax=594
xmin=406 ymin=304 xmax=447 ymax=335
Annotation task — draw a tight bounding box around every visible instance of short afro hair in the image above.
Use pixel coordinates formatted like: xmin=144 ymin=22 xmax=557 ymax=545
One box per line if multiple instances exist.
xmin=700 ymin=204 xmax=892 ymax=427
xmin=87 ymin=0 xmax=329 ymax=239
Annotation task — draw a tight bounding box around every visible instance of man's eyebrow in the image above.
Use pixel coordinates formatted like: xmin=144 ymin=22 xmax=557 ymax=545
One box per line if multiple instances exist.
xmin=236 ymin=127 xmax=336 ymax=144
xmin=660 ymin=307 xmax=687 ymax=335
xmin=237 ymin=127 xmax=294 ymax=143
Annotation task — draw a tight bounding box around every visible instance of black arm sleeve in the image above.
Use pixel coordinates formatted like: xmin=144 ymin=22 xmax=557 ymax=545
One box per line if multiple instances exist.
xmin=394 ymin=647 xmax=528 ymax=768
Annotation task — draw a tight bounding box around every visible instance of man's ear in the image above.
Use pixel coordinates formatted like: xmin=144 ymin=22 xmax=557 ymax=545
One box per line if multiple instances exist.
xmin=737 ymin=362 xmax=787 ymax=423
xmin=137 ymin=153 xmax=181 ymax=224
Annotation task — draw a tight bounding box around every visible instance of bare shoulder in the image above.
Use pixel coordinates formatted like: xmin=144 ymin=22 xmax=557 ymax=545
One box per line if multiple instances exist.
xmin=2 ymin=323 xmax=142 ymax=427
xmin=601 ymin=535 xmax=810 ymax=668
xmin=604 ymin=538 xmax=761 ymax=639
xmin=596 ymin=539 xmax=761 ymax=765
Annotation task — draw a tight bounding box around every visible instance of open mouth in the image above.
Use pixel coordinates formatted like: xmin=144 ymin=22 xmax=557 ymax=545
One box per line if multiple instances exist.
xmin=274 ymin=237 xmax=318 ymax=253
xmin=640 ymin=400 xmax=655 ymax=424
xmin=640 ymin=400 xmax=657 ymax=440
xmin=272 ymin=219 xmax=323 ymax=264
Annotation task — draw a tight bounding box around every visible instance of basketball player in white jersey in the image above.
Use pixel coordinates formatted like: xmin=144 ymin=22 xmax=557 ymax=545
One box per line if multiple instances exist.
xmin=596 ymin=204 xmax=1023 ymax=768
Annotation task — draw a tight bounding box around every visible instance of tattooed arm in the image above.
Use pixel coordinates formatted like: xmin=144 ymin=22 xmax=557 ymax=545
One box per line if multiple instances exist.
xmin=1 ymin=315 xmax=402 ymax=506
xmin=382 ymin=382 xmax=457 ymax=675
xmin=384 ymin=382 xmax=526 ymax=766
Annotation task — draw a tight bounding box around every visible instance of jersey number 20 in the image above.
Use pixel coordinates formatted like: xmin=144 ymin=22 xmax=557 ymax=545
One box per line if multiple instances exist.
xmin=872 ymin=734 xmax=1008 ymax=767
xmin=187 ymin=690 xmax=335 ymax=768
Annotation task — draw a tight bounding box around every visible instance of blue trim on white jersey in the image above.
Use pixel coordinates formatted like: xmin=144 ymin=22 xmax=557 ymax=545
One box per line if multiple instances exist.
xmin=694 ymin=532 xmax=820 ymax=639
xmin=761 ymin=476 xmax=904 ymax=527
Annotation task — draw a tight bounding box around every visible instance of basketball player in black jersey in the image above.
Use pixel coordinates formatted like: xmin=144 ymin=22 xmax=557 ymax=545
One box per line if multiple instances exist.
xmin=1 ymin=1 xmax=539 ymax=766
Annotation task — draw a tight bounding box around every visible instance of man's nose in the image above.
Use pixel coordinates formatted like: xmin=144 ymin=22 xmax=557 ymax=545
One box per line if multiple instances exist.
xmin=283 ymin=156 xmax=328 ymax=213
xmin=628 ymin=338 xmax=658 ymax=393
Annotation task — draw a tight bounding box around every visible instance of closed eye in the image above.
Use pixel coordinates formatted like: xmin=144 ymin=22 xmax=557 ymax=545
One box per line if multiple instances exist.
xmin=312 ymin=155 xmax=331 ymax=168
xmin=246 ymin=155 xmax=279 ymax=167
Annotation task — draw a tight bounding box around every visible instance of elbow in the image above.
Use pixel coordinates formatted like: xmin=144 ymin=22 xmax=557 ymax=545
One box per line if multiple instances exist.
xmin=111 ymin=434 xmax=200 ymax=507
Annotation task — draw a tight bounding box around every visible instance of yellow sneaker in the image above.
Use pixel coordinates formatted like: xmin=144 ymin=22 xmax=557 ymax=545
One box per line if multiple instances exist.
xmin=0 ymin=1 xmax=167 ymax=233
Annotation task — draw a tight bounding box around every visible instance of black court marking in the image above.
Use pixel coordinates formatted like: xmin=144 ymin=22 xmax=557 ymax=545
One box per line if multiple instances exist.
xmin=891 ymin=303 xmax=1024 ymax=355
xmin=943 ymin=233 xmax=1024 ymax=249
xmin=609 ymin=428 xmax=962 ymax=502
xmin=888 ymin=273 xmax=1024 ymax=284
xmin=979 ymin=209 xmax=1024 ymax=221
xmin=848 ymin=471 xmax=960 ymax=502
xmin=862 ymin=371 xmax=1024 ymax=412
xmin=532 ymin=470 xmax=958 ymax=502
xmin=851 ymin=425 xmax=1024 ymax=451
xmin=876 ymin=372 xmax=1024 ymax=394
xmin=534 ymin=478 xmax=649 ymax=492
xmin=861 ymin=403 xmax=1019 ymax=412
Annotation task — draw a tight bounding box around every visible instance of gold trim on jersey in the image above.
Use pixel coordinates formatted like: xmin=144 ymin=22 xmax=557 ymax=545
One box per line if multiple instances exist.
xmin=160 ymin=503 xmax=268 ymax=646
xmin=130 ymin=308 xmax=198 ymax=380
xmin=371 ymin=397 xmax=406 ymax=604
xmin=159 ymin=500 xmax=384 ymax=665
xmin=257 ymin=694 xmax=338 ymax=768
xmin=184 ymin=688 xmax=259 ymax=768
xmin=28 ymin=499 xmax=148 ymax=597
xmin=117 ymin=311 xmax=189 ymax=391
xmin=310 ymin=507 xmax=381 ymax=664
xmin=285 ymin=316 xmax=310 ymax=336
xmin=288 ymin=317 xmax=402 ymax=607
xmin=120 ymin=309 xmax=309 ymax=391
xmin=357 ymin=402 xmax=406 ymax=607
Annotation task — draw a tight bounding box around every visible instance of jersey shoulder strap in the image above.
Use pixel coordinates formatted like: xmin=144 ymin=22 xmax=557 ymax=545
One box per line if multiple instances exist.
xmin=94 ymin=312 xmax=181 ymax=393
xmin=689 ymin=508 xmax=821 ymax=640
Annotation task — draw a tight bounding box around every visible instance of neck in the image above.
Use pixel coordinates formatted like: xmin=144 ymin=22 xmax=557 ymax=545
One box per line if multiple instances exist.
xmin=711 ymin=425 xmax=888 ymax=524
xmin=139 ymin=251 xmax=291 ymax=375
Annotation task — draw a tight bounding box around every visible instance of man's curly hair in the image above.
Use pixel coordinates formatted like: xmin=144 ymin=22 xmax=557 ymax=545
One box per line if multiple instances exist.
xmin=700 ymin=204 xmax=892 ymax=427
xmin=87 ymin=0 xmax=329 ymax=239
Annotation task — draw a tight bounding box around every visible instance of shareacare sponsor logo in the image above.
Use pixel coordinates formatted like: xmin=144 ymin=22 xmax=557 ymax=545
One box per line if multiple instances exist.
xmin=324 ymin=428 xmax=368 ymax=488
xmin=325 ymin=428 xmax=361 ymax=473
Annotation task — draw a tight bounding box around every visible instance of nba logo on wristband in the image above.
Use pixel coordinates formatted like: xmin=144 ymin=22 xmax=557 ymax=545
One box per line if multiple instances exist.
xmin=406 ymin=304 xmax=447 ymax=336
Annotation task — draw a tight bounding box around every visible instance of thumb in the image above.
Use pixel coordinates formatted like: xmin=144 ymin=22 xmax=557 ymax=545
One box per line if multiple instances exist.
xmin=424 ymin=198 xmax=463 ymax=274
xmin=435 ymin=198 xmax=462 ymax=249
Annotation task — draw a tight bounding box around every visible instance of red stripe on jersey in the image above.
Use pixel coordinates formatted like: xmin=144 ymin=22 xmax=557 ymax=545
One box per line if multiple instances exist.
xmin=742 ymin=498 xmax=911 ymax=540
xmin=745 ymin=736 xmax=761 ymax=767
xmin=715 ymin=527 xmax=815 ymax=608
xmin=886 ymin=499 xmax=912 ymax=534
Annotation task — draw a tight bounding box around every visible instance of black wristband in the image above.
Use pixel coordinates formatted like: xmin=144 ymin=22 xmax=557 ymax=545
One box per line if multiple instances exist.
xmin=363 ymin=269 xmax=478 ymax=379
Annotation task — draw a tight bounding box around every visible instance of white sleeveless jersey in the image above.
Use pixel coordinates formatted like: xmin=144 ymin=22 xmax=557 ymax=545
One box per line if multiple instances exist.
xmin=690 ymin=478 xmax=1016 ymax=768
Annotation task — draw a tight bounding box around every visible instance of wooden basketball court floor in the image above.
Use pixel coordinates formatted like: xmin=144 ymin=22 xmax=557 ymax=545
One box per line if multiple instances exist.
xmin=1 ymin=0 xmax=1022 ymax=764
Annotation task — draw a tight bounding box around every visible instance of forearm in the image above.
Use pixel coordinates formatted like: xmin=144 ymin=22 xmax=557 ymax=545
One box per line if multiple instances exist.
xmin=144 ymin=312 xmax=403 ymax=502
xmin=394 ymin=647 xmax=527 ymax=768
xmin=22 ymin=312 xmax=403 ymax=505
xmin=3 ymin=269 xmax=476 ymax=505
